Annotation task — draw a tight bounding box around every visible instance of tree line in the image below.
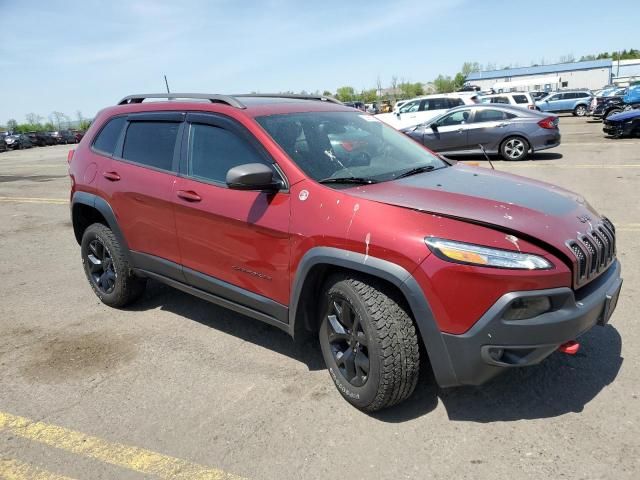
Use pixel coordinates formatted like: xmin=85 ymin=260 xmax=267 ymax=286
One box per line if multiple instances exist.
xmin=1 ymin=111 xmax=91 ymax=133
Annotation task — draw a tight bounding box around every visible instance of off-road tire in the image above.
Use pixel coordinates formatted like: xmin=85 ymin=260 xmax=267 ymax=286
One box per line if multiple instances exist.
xmin=319 ymin=274 xmax=420 ymax=411
xmin=81 ymin=223 xmax=146 ymax=308
xmin=500 ymin=136 xmax=529 ymax=161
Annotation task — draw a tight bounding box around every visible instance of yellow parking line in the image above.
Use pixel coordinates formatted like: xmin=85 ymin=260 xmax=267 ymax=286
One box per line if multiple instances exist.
xmin=0 ymin=411 xmax=245 ymax=480
xmin=0 ymin=197 xmax=67 ymax=205
xmin=0 ymin=458 xmax=77 ymax=480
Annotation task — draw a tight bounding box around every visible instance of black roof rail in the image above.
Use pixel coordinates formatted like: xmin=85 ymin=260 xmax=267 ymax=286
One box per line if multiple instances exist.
xmin=234 ymin=93 xmax=343 ymax=105
xmin=117 ymin=93 xmax=247 ymax=108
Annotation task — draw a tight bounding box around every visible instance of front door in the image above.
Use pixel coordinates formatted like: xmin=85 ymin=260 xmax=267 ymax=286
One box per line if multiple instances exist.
xmin=466 ymin=108 xmax=513 ymax=151
xmin=422 ymin=109 xmax=471 ymax=152
xmin=172 ymin=113 xmax=291 ymax=307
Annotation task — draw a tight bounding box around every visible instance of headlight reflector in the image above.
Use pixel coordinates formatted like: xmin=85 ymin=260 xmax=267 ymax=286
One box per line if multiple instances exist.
xmin=425 ymin=237 xmax=553 ymax=270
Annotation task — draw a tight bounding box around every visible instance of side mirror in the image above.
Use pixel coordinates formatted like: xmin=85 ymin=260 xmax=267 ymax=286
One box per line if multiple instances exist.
xmin=430 ymin=123 xmax=438 ymax=131
xmin=226 ymin=163 xmax=281 ymax=191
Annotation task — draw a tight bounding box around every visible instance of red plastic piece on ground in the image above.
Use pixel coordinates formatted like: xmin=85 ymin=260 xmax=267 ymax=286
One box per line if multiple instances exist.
xmin=558 ymin=340 xmax=580 ymax=355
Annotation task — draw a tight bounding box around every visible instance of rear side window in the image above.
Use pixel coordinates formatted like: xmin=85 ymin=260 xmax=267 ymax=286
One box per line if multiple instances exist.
xmin=490 ymin=96 xmax=510 ymax=104
xmin=122 ymin=121 xmax=180 ymax=171
xmin=424 ymin=98 xmax=448 ymax=110
xmin=188 ymin=123 xmax=271 ymax=184
xmin=513 ymin=95 xmax=528 ymax=104
xmin=92 ymin=116 xmax=125 ymax=156
xmin=448 ymin=98 xmax=464 ymax=108
xmin=474 ymin=109 xmax=508 ymax=122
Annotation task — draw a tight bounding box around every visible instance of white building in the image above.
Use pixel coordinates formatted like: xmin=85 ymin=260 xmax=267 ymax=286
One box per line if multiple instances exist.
xmin=611 ymin=59 xmax=640 ymax=86
xmin=466 ymin=59 xmax=613 ymax=92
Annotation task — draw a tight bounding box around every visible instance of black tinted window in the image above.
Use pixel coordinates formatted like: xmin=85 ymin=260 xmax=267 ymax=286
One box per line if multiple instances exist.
xmin=93 ymin=116 xmax=125 ymax=155
xmin=490 ymin=96 xmax=510 ymax=104
xmin=122 ymin=122 xmax=179 ymax=171
xmin=188 ymin=123 xmax=269 ymax=183
xmin=448 ymin=98 xmax=464 ymax=108
xmin=424 ymin=98 xmax=449 ymax=110
xmin=513 ymin=95 xmax=528 ymax=104
xmin=473 ymin=109 xmax=507 ymax=122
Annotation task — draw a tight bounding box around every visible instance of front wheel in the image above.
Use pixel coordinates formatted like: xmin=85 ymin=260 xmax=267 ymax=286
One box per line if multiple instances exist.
xmin=319 ymin=274 xmax=420 ymax=412
xmin=574 ymin=105 xmax=587 ymax=117
xmin=605 ymin=109 xmax=622 ymax=120
xmin=500 ymin=136 xmax=529 ymax=161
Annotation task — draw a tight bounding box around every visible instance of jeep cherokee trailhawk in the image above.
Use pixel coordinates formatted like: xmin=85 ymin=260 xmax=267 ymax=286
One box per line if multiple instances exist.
xmin=69 ymin=93 xmax=623 ymax=411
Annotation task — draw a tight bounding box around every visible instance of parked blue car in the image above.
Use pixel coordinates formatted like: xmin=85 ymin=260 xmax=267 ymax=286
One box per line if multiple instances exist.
xmin=536 ymin=90 xmax=593 ymax=116
xmin=623 ymin=85 xmax=640 ymax=106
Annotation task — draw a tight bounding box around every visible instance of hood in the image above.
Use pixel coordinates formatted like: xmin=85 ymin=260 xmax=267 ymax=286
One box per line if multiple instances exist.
xmin=607 ymin=109 xmax=640 ymax=122
xmin=347 ymin=164 xmax=601 ymax=255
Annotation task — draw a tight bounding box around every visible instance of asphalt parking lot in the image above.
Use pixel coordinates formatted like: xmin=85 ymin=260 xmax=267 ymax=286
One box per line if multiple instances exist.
xmin=1 ymin=116 xmax=639 ymax=480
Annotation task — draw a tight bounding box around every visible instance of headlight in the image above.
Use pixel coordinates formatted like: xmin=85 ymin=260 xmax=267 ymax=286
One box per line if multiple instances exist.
xmin=425 ymin=237 xmax=553 ymax=270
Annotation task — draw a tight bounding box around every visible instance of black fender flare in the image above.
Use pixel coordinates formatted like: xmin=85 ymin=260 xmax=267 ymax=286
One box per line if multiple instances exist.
xmin=71 ymin=191 xmax=132 ymax=263
xmin=289 ymin=247 xmax=459 ymax=387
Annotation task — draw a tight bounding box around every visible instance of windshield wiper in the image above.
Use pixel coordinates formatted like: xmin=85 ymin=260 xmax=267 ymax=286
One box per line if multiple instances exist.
xmin=395 ymin=165 xmax=436 ymax=179
xmin=319 ymin=176 xmax=379 ymax=185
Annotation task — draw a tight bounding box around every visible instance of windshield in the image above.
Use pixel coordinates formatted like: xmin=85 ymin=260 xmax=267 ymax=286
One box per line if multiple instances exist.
xmin=256 ymin=111 xmax=446 ymax=183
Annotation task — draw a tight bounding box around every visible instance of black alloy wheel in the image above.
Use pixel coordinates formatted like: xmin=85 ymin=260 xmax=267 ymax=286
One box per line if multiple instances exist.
xmin=86 ymin=238 xmax=116 ymax=294
xmin=326 ymin=295 xmax=369 ymax=387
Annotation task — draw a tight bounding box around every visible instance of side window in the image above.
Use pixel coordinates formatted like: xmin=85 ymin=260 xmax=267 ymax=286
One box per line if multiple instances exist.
xmin=490 ymin=96 xmax=510 ymax=104
xmin=547 ymin=95 xmax=559 ymax=101
xmin=473 ymin=109 xmax=506 ymax=122
xmin=576 ymin=92 xmax=589 ymax=98
xmin=448 ymin=98 xmax=464 ymax=108
xmin=436 ymin=110 xmax=470 ymax=126
xmin=188 ymin=123 xmax=271 ymax=184
xmin=92 ymin=116 xmax=125 ymax=156
xmin=564 ymin=93 xmax=576 ymax=99
xmin=513 ymin=94 xmax=528 ymax=104
xmin=423 ymin=98 xmax=447 ymax=111
xmin=122 ymin=121 xmax=180 ymax=171
xmin=399 ymin=101 xmax=419 ymax=113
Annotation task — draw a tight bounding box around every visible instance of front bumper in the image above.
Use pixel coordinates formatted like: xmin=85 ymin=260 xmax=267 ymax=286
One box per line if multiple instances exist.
xmin=438 ymin=260 xmax=622 ymax=386
xmin=603 ymin=122 xmax=631 ymax=137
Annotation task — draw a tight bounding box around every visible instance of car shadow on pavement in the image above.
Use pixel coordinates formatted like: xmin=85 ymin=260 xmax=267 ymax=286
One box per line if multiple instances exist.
xmin=450 ymin=152 xmax=563 ymax=163
xmin=132 ymin=281 xmax=622 ymax=423
xmin=373 ymin=325 xmax=622 ymax=423
xmin=130 ymin=280 xmax=326 ymax=371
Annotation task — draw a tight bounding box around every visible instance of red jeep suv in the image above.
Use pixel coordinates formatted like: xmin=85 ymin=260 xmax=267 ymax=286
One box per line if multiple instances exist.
xmin=69 ymin=93 xmax=623 ymax=411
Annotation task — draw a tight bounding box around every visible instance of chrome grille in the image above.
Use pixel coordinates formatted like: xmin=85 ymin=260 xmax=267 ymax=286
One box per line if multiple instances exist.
xmin=567 ymin=218 xmax=616 ymax=287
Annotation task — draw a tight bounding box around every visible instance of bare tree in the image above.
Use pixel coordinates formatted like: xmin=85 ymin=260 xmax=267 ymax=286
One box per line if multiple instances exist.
xmin=50 ymin=111 xmax=65 ymax=130
xmin=25 ymin=113 xmax=43 ymax=125
xmin=390 ymin=75 xmax=398 ymax=100
xmin=376 ymin=75 xmax=382 ymax=98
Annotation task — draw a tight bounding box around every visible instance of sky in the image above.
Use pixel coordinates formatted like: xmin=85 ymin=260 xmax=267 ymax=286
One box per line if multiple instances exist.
xmin=0 ymin=0 xmax=639 ymax=124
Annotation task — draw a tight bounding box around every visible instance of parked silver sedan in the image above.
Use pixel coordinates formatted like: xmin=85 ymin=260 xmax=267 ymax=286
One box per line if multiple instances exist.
xmin=401 ymin=104 xmax=560 ymax=161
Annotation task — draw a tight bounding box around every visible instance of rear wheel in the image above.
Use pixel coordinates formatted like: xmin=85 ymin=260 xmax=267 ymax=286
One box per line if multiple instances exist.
xmin=319 ymin=274 xmax=420 ymax=411
xmin=500 ymin=136 xmax=529 ymax=161
xmin=574 ymin=105 xmax=587 ymax=117
xmin=81 ymin=223 xmax=146 ymax=308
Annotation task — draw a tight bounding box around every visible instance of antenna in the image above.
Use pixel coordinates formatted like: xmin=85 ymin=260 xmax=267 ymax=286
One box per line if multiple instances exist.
xmin=164 ymin=75 xmax=171 ymax=94
xmin=478 ymin=144 xmax=495 ymax=169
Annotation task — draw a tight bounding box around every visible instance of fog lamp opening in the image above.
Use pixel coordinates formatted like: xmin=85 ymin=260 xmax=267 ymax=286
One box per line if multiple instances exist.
xmin=503 ymin=296 xmax=551 ymax=320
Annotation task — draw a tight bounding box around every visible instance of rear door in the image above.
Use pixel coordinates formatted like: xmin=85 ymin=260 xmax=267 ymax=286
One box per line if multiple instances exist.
xmin=100 ymin=112 xmax=183 ymax=272
xmin=466 ymin=108 xmax=515 ymax=151
xmin=422 ymin=109 xmax=471 ymax=152
xmin=172 ymin=113 xmax=291 ymax=307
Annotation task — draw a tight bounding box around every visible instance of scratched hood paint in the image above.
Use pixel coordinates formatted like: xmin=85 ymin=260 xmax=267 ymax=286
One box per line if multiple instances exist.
xmin=348 ymin=163 xmax=600 ymax=250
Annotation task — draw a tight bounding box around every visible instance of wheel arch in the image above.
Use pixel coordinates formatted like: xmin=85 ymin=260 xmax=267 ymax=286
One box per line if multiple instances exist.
xmin=289 ymin=247 xmax=459 ymax=387
xmin=71 ymin=192 xmax=131 ymax=262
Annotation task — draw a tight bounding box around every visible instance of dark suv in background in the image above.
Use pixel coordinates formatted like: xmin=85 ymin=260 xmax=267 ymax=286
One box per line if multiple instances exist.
xmin=69 ymin=93 xmax=622 ymax=411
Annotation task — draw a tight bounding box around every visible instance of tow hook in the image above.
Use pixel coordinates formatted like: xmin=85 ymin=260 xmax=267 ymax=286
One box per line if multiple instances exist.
xmin=558 ymin=340 xmax=580 ymax=355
